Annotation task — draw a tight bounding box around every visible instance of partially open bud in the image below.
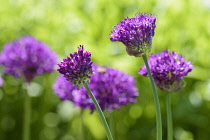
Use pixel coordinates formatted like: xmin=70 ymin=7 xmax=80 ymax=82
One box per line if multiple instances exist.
xmin=110 ymin=13 xmax=156 ymax=57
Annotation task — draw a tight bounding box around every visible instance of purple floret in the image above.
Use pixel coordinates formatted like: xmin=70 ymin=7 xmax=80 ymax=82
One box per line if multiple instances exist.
xmin=110 ymin=13 xmax=156 ymax=57
xmin=139 ymin=50 xmax=194 ymax=92
xmin=57 ymin=45 xmax=93 ymax=88
xmin=0 ymin=36 xmax=57 ymax=83
xmin=53 ymin=64 xmax=139 ymax=112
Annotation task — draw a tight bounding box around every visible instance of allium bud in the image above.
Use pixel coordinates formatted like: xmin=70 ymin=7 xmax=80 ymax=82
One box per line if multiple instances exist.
xmin=57 ymin=45 xmax=93 ymax=88
xmin=110 ymin=13 xmax=156 ymax=57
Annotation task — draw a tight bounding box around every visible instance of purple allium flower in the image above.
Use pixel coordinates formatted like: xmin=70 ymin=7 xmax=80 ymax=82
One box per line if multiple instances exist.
xmin=53 ymin=64 xmax=139 ymax=112
xmin=0 ymin=36 xmax=57 ymax=83
xmin=57 ymin=45 xmax=93 ymax=88
xmin=139 ymin=50 xmax=193 ymax=92
xmin=110 ymin=13 xmax=156 ymax=57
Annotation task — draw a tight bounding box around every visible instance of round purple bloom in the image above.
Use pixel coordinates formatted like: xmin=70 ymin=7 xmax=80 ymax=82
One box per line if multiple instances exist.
xmin=139 ymin=50 xmax=194 ymax=92
xmin=110 ymin=13 xmax=156 ymax=57
xmin=57 ymin=45 xmax=93 ymax=88
xmin=0 ymin=36 xmax=57 ymax=83
xmin=53 ymin=64 xmax=139 ymax=112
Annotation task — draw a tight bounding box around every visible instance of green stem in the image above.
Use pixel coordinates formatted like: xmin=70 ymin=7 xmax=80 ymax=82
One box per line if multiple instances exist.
xmin=83 ymin=83 xmax=114 ymax=140
xmin=80 ymin=110 xmax=85 ymax=140
xmin=166 ymin=93 xmax=173 ymax=140
xmin=23 ymin=83 xmax=31 ymax=140
xmin=142 ymin=54 xmax=162 ymax=140
xmin=109 ymin=112 xmax=115 ymax=140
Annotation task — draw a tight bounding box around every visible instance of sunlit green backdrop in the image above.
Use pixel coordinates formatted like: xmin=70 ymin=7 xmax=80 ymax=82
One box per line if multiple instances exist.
xmin=0 ymin=0 xmax=210 ymax=140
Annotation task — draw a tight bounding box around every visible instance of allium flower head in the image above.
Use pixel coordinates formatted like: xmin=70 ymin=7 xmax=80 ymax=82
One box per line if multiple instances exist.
xmin=54 ymin=64 xmax=139 ymax=112
xmin=0 ymin=36 xmax=57 ymax=83
xmin=110 ymin=13 xmax=156 ymax=57
xmin=139 ymin=50 xmax=193 ymax=92
xmin=57 ymin=45 xmax=93 ymax=88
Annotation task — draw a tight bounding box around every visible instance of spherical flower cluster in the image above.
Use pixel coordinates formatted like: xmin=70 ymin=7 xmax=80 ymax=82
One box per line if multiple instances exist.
xmin=110 ymin=13 xmax=156 ymax=57
xmin=54 ymin=64 xmax=139 ymax=112
xmin=0 ymin=36 xmax=57 ymax=83
xmin=57 ymin=45 xmax=93 ymax=88
xmin=139 ymin=50 xmax=194 ymax=92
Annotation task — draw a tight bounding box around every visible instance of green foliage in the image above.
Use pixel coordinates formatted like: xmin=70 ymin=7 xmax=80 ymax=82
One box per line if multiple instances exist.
xmin=1 ymin=0 xmax=210 ymax=139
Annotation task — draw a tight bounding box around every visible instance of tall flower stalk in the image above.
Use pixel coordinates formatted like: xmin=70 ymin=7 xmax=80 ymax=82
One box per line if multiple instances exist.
xmin=108 ymin=112 xmax=115 ymax=140
xmin=142 ymin=54 xmax=162 ymax=140
xmin=139 ymin=50 xmax=193 ymax=140
xmin=110 ymin=13 xmax=162 ymax=140
xmin=80 ymin=110 xmax=85 ymax=140
xmin=23 ymin=83 xmax=31 ymax=140
xmin=0 ymin=74 xmax=3 ymax=87
xmin=83 ymin=83 xmax=113 ymax=140
xmin=57 ymin=46 xmax=114 ymax=140
xmin=166 ymin=92 xmax=173 ymax=140
xmin=0 ymin=36 xmax=57 ymax=140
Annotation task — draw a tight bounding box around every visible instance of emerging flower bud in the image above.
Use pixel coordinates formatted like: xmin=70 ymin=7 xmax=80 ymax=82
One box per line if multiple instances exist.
xmin=57 ymin=45 xmax=93 ymax=88
xmin=110 ymin=13 xmax=156 ymax=57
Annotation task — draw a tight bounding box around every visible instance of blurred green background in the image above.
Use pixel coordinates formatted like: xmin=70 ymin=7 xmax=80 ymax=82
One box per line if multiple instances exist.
xmin=0 ymin=0 xmax=210 ymax=139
